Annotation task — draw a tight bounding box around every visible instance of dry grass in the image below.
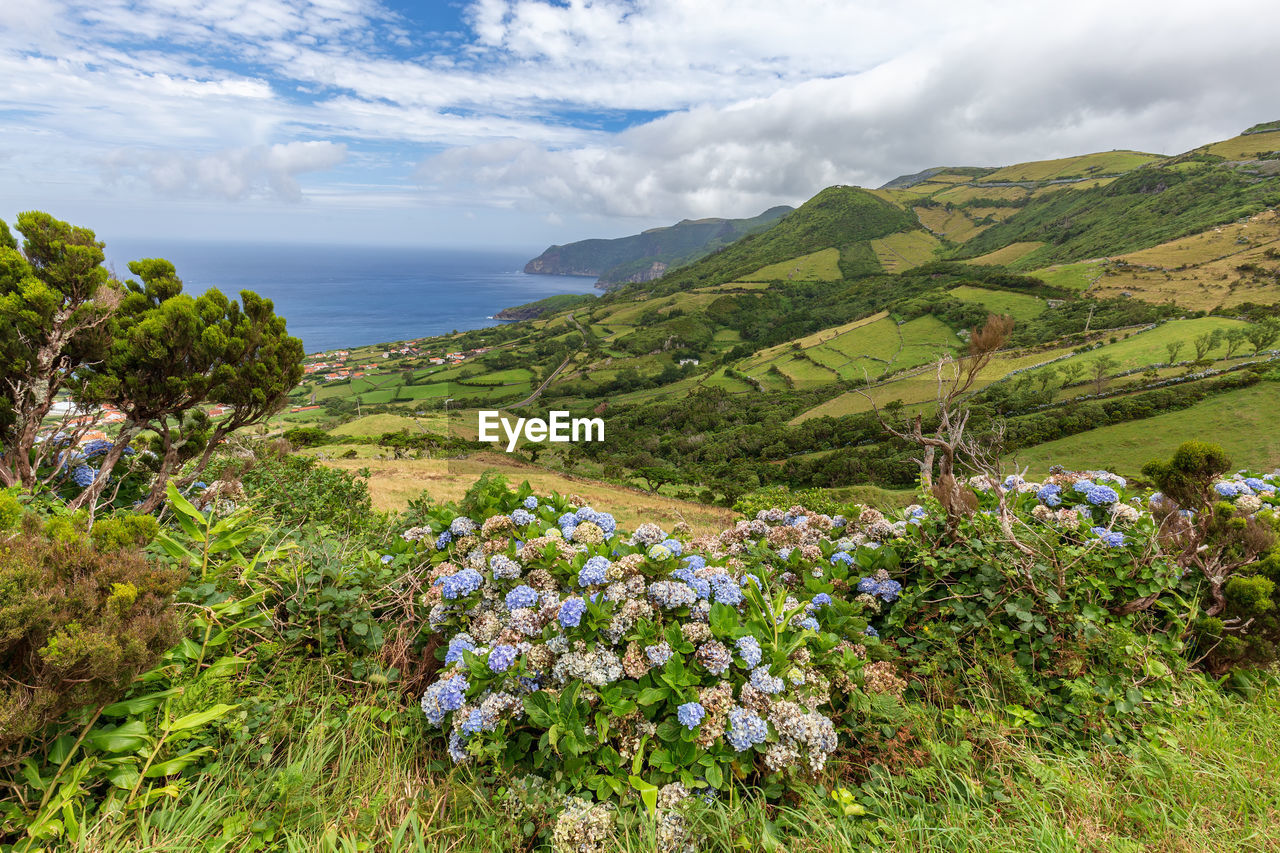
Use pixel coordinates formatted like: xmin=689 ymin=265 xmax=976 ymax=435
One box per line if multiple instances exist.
xmin=1089 ymin=210 xmax=1280 ymax=309
xmin=320 ymin=452 xmax=736 ymax=534
xmin=975 ymin=150 xmax=1161 ymax=183
xmin=1200 ymin=130 xmax=1280 ymax=160
xmin=741 ymin=247 xmax=844 ymax=282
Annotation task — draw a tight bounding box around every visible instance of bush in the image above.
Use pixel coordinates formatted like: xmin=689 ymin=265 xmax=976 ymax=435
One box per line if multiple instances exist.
xmin=410 ymin=487 xmax=909 ymax=803
xmin=0 ymin=532 xmax=183 ymax=754
xmin=225 ymin=453 xmax=375 ymax=533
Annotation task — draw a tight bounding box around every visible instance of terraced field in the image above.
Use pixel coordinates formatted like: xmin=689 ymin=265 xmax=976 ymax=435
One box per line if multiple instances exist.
xmin=1030 ymin=261 xmax=1104 ymax=292
xmin=963 ymin=241 xmax=1046 ymax=266
xmin=947 ymin=285 xmax=1046 ymax=321
xmin=869 ymin=230 xmax=943 ymax=272
xmin=1200 ymin=130 xmax=1280 ymax=160
xmin=792 ymin=344 xmax=1077 ymax=422
xmin=974 ymin=150 xmax=1161 ymax=183
xmin=914 ymin=205 xmax=990 ymax=242
xmin=741 ymin=247 xmax=842 ymax=281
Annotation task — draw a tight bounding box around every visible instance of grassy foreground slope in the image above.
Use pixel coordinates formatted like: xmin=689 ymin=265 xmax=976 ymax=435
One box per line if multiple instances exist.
xmin=1009 ymin=380 xmax=1280 ymax=476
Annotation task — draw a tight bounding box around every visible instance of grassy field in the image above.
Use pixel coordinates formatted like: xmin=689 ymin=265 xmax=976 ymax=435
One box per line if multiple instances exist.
xmin=792 ymin=345 xmax=1077 ymax=422
xmin=329 ymin=413 xmax=445 ymax=437
xmin=962 ymin=241 xmax=1045 ymax=266
xmin=741 ymin=247 xmax=843 ymax=281
xmin=1030 ymin=260 xmax=1104 ymax=292
xmin=975 ymin=150 xmax=1162 ymax=183
xmin=932 ymin=184 xmax=1029 ymax=205
xmin=869 ymin=230 xmax=943 ymax=272
xmin=1088 ymin=210 xmax=1280 ymax=309
xmin=914 ymin=206 xmax=990 ymax=242
xmin=948 ymin=285 xmax=1046 ymax=321
xmin=1008 ymin=380 xmax=1280 ymax=477
xmin=1201 ymin=129 xmax=1280 ymax=160
xmin=319 ymin=452 xmax=737 ymax=534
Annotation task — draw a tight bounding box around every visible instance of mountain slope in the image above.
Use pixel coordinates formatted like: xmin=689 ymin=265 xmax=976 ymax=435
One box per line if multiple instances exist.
xmin=524 ymin=205 xmax=792 ymax=287
xmin=628 ymin=186 xmax=920 ymax=295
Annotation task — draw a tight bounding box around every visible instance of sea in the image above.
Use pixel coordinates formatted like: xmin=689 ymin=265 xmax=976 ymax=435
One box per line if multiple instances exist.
xmin=102 ymin=242 xmax=599 ymax=354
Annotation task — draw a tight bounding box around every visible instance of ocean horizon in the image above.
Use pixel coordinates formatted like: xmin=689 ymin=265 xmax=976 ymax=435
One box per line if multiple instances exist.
xmin=102 ymin=241 xmax=600 ymax=353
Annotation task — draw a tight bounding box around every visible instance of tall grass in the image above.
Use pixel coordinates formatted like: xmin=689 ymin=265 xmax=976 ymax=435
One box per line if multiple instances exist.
xmin=67 ymin=670 xmax=1280 ymax=852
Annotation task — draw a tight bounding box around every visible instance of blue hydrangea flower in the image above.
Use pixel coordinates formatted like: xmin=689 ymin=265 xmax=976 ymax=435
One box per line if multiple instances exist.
xmin=676 ymin=701 xmax=705 ymax=729
xmin=725 ymin=707 xmax=768 ymax=751
xmin=710 ymin=574 xmax=742 ymax=606
xmin=1245 ymin=478 xmax=1268 ymax=491
xmin=510 ymin=509 xmax=536 ymax=526
xmin=1085 ymin=485 xmax=1119 ymax=506
xmin=1091 ymin=526 xmax=1127 ymax=547
xmin=735 ymin=636 xmax=762 ymax=668
xmin=558 ymin=596 xmax=587 ymax=628
xmin=81 ymin=439 xmax=113 ymax=458
xmin=659 ymin=538 xmax=684 ymax=557
xmin=488 ymin=644 xmax=518 ymax=673
xmin=438 ymin=568 xmax=483 ymax=599
xmin=578 ymin=555 xmax=610 ymax=587
xmin=856 ymin=576 xmax=902 ymax=602
xmin=435 ymin=530 xmax=453 ymax=551
xmin=750 ymin=666 xmax=785 ymax=694
xmin=575 ymin=507 xmax=617 ymax=536
xmin=70 ymin=465 xmax=96 ymax=488
xmin=863 ymin=625 xmax=879 ymax=638
xmin=811 ymin=593 xmax=832 ymax=608
xmin=681 ymin=555 xmax=707 ymax=572
xmin=420 ymin=673 xmax=469 ymax=726
xmin=523 ymin=496 xmax=539 ymax=510
xmin=1037 ymin=483 xmax=1061 ymax=503
xmin=648 ymin=580 xmax=697 ymax=609
xmin=1072 ymin=479 xmax=1096 ymax=493
xmin=831 ymin=515 xmax=847 ymax=528
xmin=447 ymin=731 xmax=469 ymax=763
xmin=460 ymin=708 xmax=485 ymax=736
xmin=504 ymin=585 xmax=539 ymax=610
xmin=796 ymin=616 xmax=820 ymax=631
xmin=1214 ymin=481 xmax=1240 ymax=498
xmin=830 ymin=551 xmax=854 ymax=566
xmin=380 ymin=554 xmax=394 ymax=564
xmin=449 ymin=517 xmax=476 ymax=536
xmin=645 ymin=642 xmax=673 ymax=667
xmin=444 ymin=635 xmax=476 ymax=665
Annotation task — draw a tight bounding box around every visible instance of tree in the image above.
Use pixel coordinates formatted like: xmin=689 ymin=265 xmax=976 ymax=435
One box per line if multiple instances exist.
xmin=1165 ymin=340 xmax=1184 ymax=363
xmin=865 ymin=314 xmax=1013 ymax=529
xmin=0 ymin=212 xmax=119 ymax=490
xmin=1059 ymin=361 xmax=1084 ymax=385
xmin=1193 ymin=328 xmax=1222 ymax=360
xmin=1089 ymin=355 xmax=1117 ymax=395
xmin=1223 ymin=327 xmax=1249 ymax=358
xmin=65 ymin=258 xmax=302 ymax=512
xmin=1245 ymin=319 xmax=1280 ymax=355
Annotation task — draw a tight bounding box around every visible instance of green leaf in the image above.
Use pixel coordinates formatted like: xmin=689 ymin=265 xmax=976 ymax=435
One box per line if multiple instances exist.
xmin=144 ymin=746 xmax=214 ymax=777
xmin=87 ymin=721 xmax=150 ymax=754
xmin=705 ymin=763 xmax=723 ymax=789
xmin=628 ymin=775 xmax=658 ymax=815
xmin=166 ymin=481 xmax=205 ymax=523
xmin=165 ymin=703 xmax=237 ymax=733
xmin=636 ymin=687 xmax=670 ymax=706
xmin=102 ymin=688 xmax=181 ymax=718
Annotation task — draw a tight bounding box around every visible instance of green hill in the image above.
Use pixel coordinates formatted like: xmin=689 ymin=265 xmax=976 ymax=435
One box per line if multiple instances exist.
xmin=628 ymin=186 xmax=920 ymax=295
xmin=523 ymin=205 xmax=792 ymax=287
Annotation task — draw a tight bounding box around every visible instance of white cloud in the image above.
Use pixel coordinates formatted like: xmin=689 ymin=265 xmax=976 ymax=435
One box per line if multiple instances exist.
xmin=0 ymin=0 xmax=1277 ymax=239
xmin=103 ymin=141 xmax=347 ymax=200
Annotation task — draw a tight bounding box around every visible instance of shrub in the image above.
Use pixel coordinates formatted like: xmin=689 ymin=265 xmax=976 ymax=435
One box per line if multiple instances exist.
xmin=224 ymin=453 xmax=375 ymax=533
xmin=0 ymin=533 xmax=183 ymax=754
xmin=410 ymin=487 xmax=910 ymax=803
xmin=89 ymin=512 xmax=160 ymax=552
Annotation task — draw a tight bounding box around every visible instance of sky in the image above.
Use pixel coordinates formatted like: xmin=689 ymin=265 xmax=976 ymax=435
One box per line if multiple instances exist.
xmin=1 ymin=0 xmax=1278 ymax=250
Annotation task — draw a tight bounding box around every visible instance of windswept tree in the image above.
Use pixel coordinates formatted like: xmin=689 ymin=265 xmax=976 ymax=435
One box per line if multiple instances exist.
xmin=1246 ymin=318 xmax=1280 ymax=355
xmin=0 ymin=213 xmax=119 ymax=490
xmin=70 ymin=260 xmax=302 ymax=511
xmin=1223 ymin=327 xmax=1249 ymax=359
xmin=865 ymin=313 xmax=1014 ymax=528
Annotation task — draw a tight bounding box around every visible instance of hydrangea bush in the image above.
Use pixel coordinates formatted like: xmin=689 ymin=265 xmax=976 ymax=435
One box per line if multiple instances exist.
xmin=407 ymin=489 xmax=915 ymax=806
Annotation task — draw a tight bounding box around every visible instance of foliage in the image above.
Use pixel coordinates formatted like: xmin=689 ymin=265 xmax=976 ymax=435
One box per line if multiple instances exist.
xmin=220 ymin=452 xmax=376 ymax=534
xmin=411 ymin=487 xmax=905 ymax=805
xmin=0 ymin=524 xmax=183 ymax=755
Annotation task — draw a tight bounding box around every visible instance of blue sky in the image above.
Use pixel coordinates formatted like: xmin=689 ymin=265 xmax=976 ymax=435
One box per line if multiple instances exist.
xmin=1 ymin=0 xmax=1278 ymax=250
